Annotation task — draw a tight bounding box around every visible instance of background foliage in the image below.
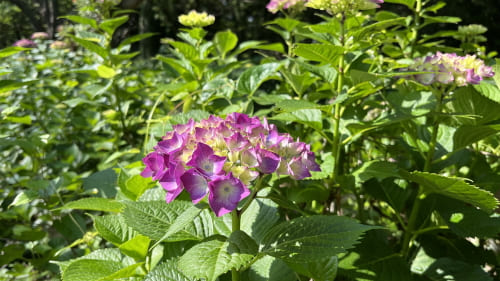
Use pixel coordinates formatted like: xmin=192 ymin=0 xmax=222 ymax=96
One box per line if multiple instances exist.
xmin=1 ymin=0 xmax=500 ymax=280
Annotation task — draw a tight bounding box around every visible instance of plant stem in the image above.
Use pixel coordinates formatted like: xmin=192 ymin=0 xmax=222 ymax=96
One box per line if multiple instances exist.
xmin=231 ymin=209 xmax=241 ymax=281
xmin=409 ymin=0 xmax=423 ymax=57
xmin=401 ymin=91 xmax=444 ymax=258
xmin=331 ymin=13 xmax=346 ymax=214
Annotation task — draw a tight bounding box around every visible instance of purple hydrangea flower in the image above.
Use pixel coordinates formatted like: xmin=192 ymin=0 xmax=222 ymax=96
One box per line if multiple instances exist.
xmin=402 ymin=52 xmax=495 ymax=87
xmin=141 ymin=113 xmax=320 ymax=216
xmin=208 ymin=173 xmax=250 ymax=217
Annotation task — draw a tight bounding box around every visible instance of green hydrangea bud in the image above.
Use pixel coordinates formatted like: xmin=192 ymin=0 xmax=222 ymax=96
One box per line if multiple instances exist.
xmin=178 ymin=10 xmax=215 ymax=28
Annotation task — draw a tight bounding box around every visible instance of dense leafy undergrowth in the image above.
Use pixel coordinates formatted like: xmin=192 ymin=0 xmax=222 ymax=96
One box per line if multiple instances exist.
xmin=1 ymin=0 xmax=500 ymax=280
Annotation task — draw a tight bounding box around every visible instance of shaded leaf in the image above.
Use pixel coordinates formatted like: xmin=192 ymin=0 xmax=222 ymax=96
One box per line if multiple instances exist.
xmin=261 ymin=215 xmax=379 ymax=262
xmin=57 ymin=198 xmax=124 ymax=212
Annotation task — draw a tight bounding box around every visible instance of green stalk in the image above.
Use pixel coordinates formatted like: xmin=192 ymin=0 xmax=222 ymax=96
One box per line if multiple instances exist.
xmin=409 ymin=0 xmax=423 ymax=57
xmin=231 ymin=209 xmax=241 ymax=281
xmin=331 ymin=13 xmax=346 ymax=214
xmin=401 ymin=90 xmax=444 ymax=258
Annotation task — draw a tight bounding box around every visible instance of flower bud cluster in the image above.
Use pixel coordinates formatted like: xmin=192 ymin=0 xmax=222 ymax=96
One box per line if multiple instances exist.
xmin=266 ymin=0 xmax=308 ymax=14
xmin=31 ymin=32 xmax=49 ymax=40
xmin=141 ymin=113 xmax=320 ymax=216
xmin=306 ymin=0 xmax=383 ymax=15
xmin=178 ymin=10 xmax=215 ymax=28
xmin=13 ymin=39 xmax=37 ymax=48
xmin=404 ymin=52 xmax=494 ymax=87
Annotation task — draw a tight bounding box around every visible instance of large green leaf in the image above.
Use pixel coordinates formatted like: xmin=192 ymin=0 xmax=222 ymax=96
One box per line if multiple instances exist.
xmin=294 ymin=44 xmax=344 ymax=65
xmin=435 ymin=196 xmax=500 ymax=238
xmin=61 ymin=259 xmax=123 ymax=281
xmin=272 ymin=109 xmax=323 ymax=131
xmin=0 ymin=46 xmax=30 ymax=58
xmin=242 ymin=256 xmax=296 ymax=281
xmin=352 ymin=160 xmax=399 ymax=183
xmin=380 ymin=0 xmax=416 ymax=8
xmin=117 ymin=33 xmax=156 ymax=50
xmin=57 ymin=198 xmax=124 ymax=212
xmin=473 ymin=81 xmax=500 ymax=104
xmin=99 ymin=16 xmax=129 ymax=36
xmin=338 ymin=230 xmax=412 ymax=281
xmin=286 ymin=256 xmax=338 ymax=281
xmin=453 ymin=125 xmax=500 ymax=150
xmin=403 ymin=171 xmax=498 ymax=213
xmin=144 ymin=259 xmax=193 ymax=281
xmin=67 ymin=34 xmax=108 ymax=59
xmin=122 ymin=200 xmax=214 ymax=241
xmin=61 ymin=15 xmax=98 ymax=29
xmin=294 ymin=60 xmax=338 ymax=82
xmin=261 ymin=215 xmax=378 ymax=262
xmin=153 ymin=203 xmax=208 ymax=247
xmin=178 ymin=231 xmax=258 ymax=281
xmin=451 ymin=85 xmax=500 ymax=125
xmin=119 ymin=234 xmax=150 ymax=260
xmin=236 ymin=63 xmax=280 ymax=96
xmin=214 ymin=30 xmax=238 ymax=57
xmin=82 ymin=169 xmax=118 ymax=198
xmin=93 ymin=214 xmax=137 ymax=245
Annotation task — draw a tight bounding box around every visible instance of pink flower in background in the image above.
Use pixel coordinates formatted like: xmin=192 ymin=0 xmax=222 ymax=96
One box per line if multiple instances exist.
xmin=403 ymin=52 xmax=494 ymax=87
xmin=266 ymin=0 xmax=308 ymax=14
xmin=30 ymin=32 xmax=49 ymax=40
xmin=13 ymin=39 xmax=36 ymax=48
xmin=141 ymin=113 xmax=320 ymax=216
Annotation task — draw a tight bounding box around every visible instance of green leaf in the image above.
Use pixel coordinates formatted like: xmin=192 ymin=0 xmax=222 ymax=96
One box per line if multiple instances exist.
xmin=352 ymin=161 xmax=399 ymax=183
xmin=473 ymin=81 xmax=500 ymax=104
xmin=236 ymin=63 xmax=280 ymax=96
xmin=339 ymin=230 xmax=412 ymax=281
xmin=422 ymin=257 xmax=492 ymax=281
xmin=294 ymin=44 xmax=344 ymax=65
xmin=9 ymin=191 xmax=38 ymax=207
xmin=493 ymin=59 xmax=500 ymax=88
xmin=96 ymin=65 xmax=116 ymax=78
xmin=168 ymin=41 xmax=198 ymax=60
xmin=0 ymin=46 xmax=30 ymax=58
xmin=153 ymin=203 xmax=209 ymax=247
xmin=57 ymin=198 xmax=124 ymax=212
xmin=67 ymin=34 xmax=108 ymax=59
xmin=117 ymin=33 xmax=156 ymax=50
xmin=61 ymin=259 xmax=124 ymax=281
xmin=242 ymin=256 xmax=295 ymax=281
xmin=275 ymin=100 xmax=318 ymax=112
xmin=435 ymin=196 xmax=500 ymax=238
xmin=178 ymin=231 xmax=258 ymax=281
xmin=82 ymin=169 xmax=118 ymax=198
xmin=403 ymin=171 xmax=498 ymax=213
xmin=239 ymin=198 xmax=280 ymax=243
xmin=261 ymin=215 xmax=378 ymax=262
xmin=99 ymin=16 xmax=129 ymax=36
xmin=451 ymin=86 xmax=500 ymax=125
xmin=453 ymin=125 xmax=500 ymax=150
xmin=272 ymin=109 xmax=323 ymax=131
xmin=295 ymin=60 xmax=338 ymax=82
xmin=119 ymin=234 xmax=150 ymax=260
xmin=268 ymin=17 xmax=302 ymax=32
xmin=122 ymin=200 xmax=214 ymax=241
xmin=286 ymin=256 xmax=338 ymax=281
xmin=144 ymin=259 xmax=193 ymax=281
xmin=61 ymin=15 xmax=98 ymax=29
xmin=214 ymin=30 xmax=238 ymax=57
xmin=120 ymin=173 xmax=154 ymax=201
xmin=94 ymin=214 xmax=137 ymax=245
xmin=0 ymin=79 xmax=36 ymax=93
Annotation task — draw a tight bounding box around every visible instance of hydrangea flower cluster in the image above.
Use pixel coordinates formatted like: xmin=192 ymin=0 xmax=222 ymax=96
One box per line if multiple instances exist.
xmin=141 ymin=113 xmax=320 ymax=217
xmin=404 ymin=52 xmax=494 ymax=87
xmin=13 ymin=39 xmax=37 ymax=48
xmin=266 ymin=0 xmax=307 ymax=14
xmin=31 ymin=32 xmax=49 ymax=40
xmin=306 ymin=0 xmax=383 ymax=15
xmin=178 ymin=10 xmax=215 ymax=28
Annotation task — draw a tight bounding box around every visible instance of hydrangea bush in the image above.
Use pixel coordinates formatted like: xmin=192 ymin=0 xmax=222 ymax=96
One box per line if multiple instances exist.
xmin=2 ymin=0 xmax=500 ymax=280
